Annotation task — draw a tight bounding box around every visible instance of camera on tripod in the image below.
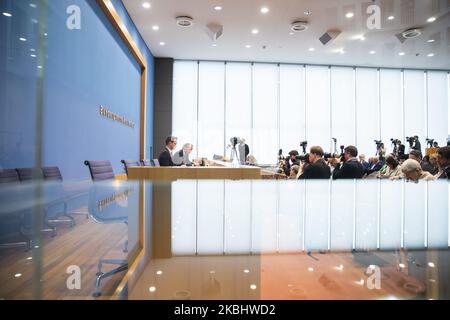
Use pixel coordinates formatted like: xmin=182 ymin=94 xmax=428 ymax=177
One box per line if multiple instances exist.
xmin=391 ymin=138 xmax=401 ymax=145
xmin=406 ymin=136 xmax=416 ymax=147
xmin=299 ymin=141 xmax=308 ymax=154
xmin=425 ymin=138 xmax=435 ymax=148
xmin=324 ymin=145 xmax=345 ymax=161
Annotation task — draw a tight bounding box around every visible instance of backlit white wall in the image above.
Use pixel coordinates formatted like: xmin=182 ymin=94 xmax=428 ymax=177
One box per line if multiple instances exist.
xmin=173 ymin=61 xmax=450 ymax=164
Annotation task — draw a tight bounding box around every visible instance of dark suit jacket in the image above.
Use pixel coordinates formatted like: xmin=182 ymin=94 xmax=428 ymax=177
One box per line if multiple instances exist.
xmin=158 ymin=149 xmax=174 ymax=167
xmin=298 ymin=159 xmax=331 ymax=179
xmin=333 ymin=158 xmax=365 ymax=179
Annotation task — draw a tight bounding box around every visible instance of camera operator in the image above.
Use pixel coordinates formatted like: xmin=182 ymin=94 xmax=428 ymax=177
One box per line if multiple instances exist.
xmin=435 ymin=146 xmax=450 ymax=179
xmin=298 ymin=146 xmax=331 ymax=180
xmin=283 ymin=150 xmax=300 ymax=176
xmin=330 ymin=146 xmax=365 ymax=179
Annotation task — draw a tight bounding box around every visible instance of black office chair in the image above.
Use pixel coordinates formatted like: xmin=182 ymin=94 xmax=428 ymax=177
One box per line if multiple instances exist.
xmin=16 ymin=168 xmax=43 ymax=182
xmin=0 ymin=170 xmax=32 ymax=250
xmin=121 ymin=160 xmax=140 ymax=175
xmin=42 ymin=166 xmax=63 ymax=181
xmin=140 ymin=159 xmax=152 ymax=167
xmin=152 ymin=159 xmax=160 ymax=167
xmin=84 ymin=160 xmax=115 ymax=181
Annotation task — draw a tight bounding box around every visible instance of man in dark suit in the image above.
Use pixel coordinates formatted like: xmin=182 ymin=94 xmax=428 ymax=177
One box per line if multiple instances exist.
xmin=331 ymin=146 xmax=365 ymax=179
xmin=158 ymin=136 xmax=178 ymax=167
xmin=298 ymin=146 xmax=331 ymax=179
xmin=436 ymin=146 xmax=450 ymax=179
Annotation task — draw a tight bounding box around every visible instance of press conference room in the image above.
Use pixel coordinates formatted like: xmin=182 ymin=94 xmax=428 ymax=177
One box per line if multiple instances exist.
xmin=1 ymin=0 xmax=450 ymax=304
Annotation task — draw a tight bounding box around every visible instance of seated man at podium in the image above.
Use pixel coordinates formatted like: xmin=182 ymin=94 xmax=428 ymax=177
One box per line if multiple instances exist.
xmin=172 ymin=143 xmax=195 ymax=166
xmin=158 ymin=136 xmax=177 ymax=166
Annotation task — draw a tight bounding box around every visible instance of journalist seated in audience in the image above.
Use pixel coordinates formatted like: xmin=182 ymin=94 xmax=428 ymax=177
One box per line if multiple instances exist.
xmin=330 ymin=146 xmax=365 ymax=179
xmin=298 ymin=146 xmax=331 ymax=180
xmin=365 ymin=156 xmax=385 ymax=176
xmin=398 ymin=159 xmax=436 ymax=182
xmin=421 ymin=155 xmax=438 ymax=175
xmin=435 ymin=146 xmax=450 ymax=179
xmin=172 ymin=143 xmax=195 ymax=166
xmin=409 ymin=149 xmax=422 ymax=163
xmin=358 ymin=154 xmax=370 ymax=171
xmin=378 ymin=155 xmax=402 ymax=179
xmin=284 ymin=150 xmax=300 ymax=176
xmin=290 ymin=165 xmax=300 ymax=179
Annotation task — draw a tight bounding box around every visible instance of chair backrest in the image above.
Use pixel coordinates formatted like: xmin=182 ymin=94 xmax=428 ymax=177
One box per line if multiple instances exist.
xmin=141 ymin=159 xmax=152 ymax=167
xmin=152 ymin=159 xmax=160 ymax=167
xmin=16 ymin=168 xmax=43 ymax=182
xmin=121 ymin=160 xmax=140 ymax=175
xmin=42 ymin=166 xmax=63 ymax=181
xmin=0 ymin=169 xmax=20 ymax=184
xmin=84 ymin=160 xmax=115 ymax=181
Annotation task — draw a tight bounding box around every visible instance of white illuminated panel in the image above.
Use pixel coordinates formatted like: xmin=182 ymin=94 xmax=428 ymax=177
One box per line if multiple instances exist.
xmin=305 ymin=66 xmax=331 ymax=151
xmin=224 ymin=180 xmax=252 ymax=254
xmin=172 ymin=61 xmax=198 ymax=157
xmin=278 ymin=181 xmax=304 ymax=252
xmin=225 ymin=63 xmax=252 ymax=155
xmin=330 ymin=180 xmax=354 ymax=251
xmin=252 ymin=64 xmax=278 ymax=164
xmin=427 ymin=71 xmax=449 ymax=146
xmin=171 ymin=180 xmax=197 ymax=255
xmin=304 ymin=180 xmax=330 ymax=251
xmin=380 ymin=69 xmax=402 ymax=155
xmin=251 ymin=181 xmax=278 ymax=253
xmin=331 ymin=67 xmax=355 ymax=148
xmin=379 ymin=180 xmax=403 ymax=249
xmin=404 ymin=182 xmax=426 ymax=248
xmin=355 ymin=180 xmax=378 ymax=250
xmin=197 ymin=180 xmax=225 ymax=254
xmin=279 ymin=65 xmax=306 ymax=153
xmin=427 ymin=182 xmax=449 ymax=248
xmin=197 ymin=62 xmax=225 ymax=159
xmin=355 ymin=68 xmax=379 ymax=158
xmin=404 ymin=70 xmax=426 ymax=142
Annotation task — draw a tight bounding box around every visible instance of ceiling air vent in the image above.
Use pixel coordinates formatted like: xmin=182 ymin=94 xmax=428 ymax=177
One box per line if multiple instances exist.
xmin=176 ymin=16 xmax=194 ymax=28
xmin=290 ymin=21 xmax=309 ymax=33
xmin=402 ymin=28 xmax=422 ymax=39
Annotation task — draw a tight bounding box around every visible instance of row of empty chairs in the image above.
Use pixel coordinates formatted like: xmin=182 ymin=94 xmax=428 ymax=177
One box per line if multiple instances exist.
xmin=0 ymin=167 xmax=63 ymax=184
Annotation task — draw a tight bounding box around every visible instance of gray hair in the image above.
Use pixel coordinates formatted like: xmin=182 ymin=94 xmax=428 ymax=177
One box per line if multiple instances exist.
xmin=401 ymin=159 xmax=421 ymax=173
xmin=183 ymin=143 xmax=193 ymax=151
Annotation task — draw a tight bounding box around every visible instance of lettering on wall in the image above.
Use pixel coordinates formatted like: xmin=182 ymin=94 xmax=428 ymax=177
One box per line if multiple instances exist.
xmin=99 ymin=106 xmax=135 ymax=129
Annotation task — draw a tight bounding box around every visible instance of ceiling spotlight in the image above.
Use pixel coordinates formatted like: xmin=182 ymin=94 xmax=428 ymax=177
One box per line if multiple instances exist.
xmin=428 ymin=262 xmax=435 ymax=268
xmin=212 ymin=43 xmax=217 ymax=47
xmin=245 ymin=44 xmax=251 ymax=48
xmin=427 ymin=53 xmax=435 ymax=57
xmin=388 ymin=16 xmax=395 ymax=20
xmin=289 ymin=32 xmax=294 ymax=35
xmin=142 ymin=2 xmax=151 ymax=9
xmin=250 ymin=284 xmax=257 ymax=290
xmin=29 ymin=3 xmax=37 ymax=8
xmin=260 ymin=7 xmax=269 ymax=14
xmin=399 ymin=52 xmax=405 ymax=56
xmin=156 ymin=270 xmax=163 ymax=275
xmin=214 ymin=6 xmax=222 ymax=11
xmin=309 ymin=47 xmax=315 ymax=51
xmin=251 ymin=29 xmax=259 ymax=34
xmin=427 ymin=17 xmax=436 ymax=23
xmin=14 ymin=273 xmax=22 ymax=278
xmin=307 ymin=267 xmax=314 ymax=272
xmin=19 ymin=37 xmax=27 ymax=42
xmin=369 ymin=50 xmax=376 ymax=54
xmin=345 ymin=12 xmax=354 ymax=19
xmin=2 ymin=12 xmax=12 ymax=17
xmin=152 ymin=25 xmax=159 ymax=31
xmin=243 ymin=269 xmax=250 ymax=273
xmin=149 ymin=286 xmax=156 ymax=292
xmin=30 ymin=54 xmax=36 ymax=58
xmin=159 ymin=42 xmax=165 ymax=46
xmin=427 ymin=39 xmax=435 ymax=43
xmin=399 ymin=263 xmax=406 ymax=268
xmin=304 ymin=10 xmax=312 ymax=16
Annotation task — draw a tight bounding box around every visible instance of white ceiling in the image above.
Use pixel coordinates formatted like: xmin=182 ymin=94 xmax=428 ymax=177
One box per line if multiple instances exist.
xmin=123 ymin=0 xmax=450 ymax=70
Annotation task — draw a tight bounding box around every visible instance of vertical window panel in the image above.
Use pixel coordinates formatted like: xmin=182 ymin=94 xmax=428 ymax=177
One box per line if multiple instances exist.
xmin=404 ymin=182 xmax=426 ymax=249
xmin=197 ymin=61 xmax=225 ymax=159
xmin=330 ymin=180 xmax=354 ymax=251
xmin=279 ymin=65 xmax=305 ymax=154
xmin=355 ymin=180 xmax=378 ymax=250
xmin=252 ymin=64 xmax=278 ymax=165
xmin=172 ymin=61 xmax=198 ymax=157
xmin=427 ymin=182 xmax=449 ymax=248
xmin=380 ymin=69 xmax=403 ymax=155
xmin=356 ymin=68 xmax=379 ymax=158
xmin=379 ymin=181 xmax=402 ymax=250
xmin=331 ymin=67 xmax=355 ymax=149
xmin=225 ymin=63 xmax=252 ymax=158
xmin=404 ymin=70 xmax=426 ymax=143
xmin=305 ymin=66 xmax=331 ymax=151
xmin=304 ymin=181 xmax=330 ymax=251
xmin=427 ymin=71 xmax=449 ymax=146
xmin=278 ymin=181 xmax=304 ymax=252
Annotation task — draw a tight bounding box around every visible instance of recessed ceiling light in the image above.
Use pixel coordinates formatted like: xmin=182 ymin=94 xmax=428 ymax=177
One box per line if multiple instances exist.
xmin=243 ymin=269 xmax=250 ymax=273
xmin=245 ymin=44 xmax=251 ymax=48
xmin=427 ymin=53 xmax=434 ymax=57
xmin=2 ymin=12 xmax=12 ymax=17
xmin=428 ymin=262 xmax=435 ymax=268
xmin=251 ymin=29 xmax=259 ymax=34
xmin=29 ymin=3 xmax=37 ymax=8
xmin=388 ymin=16 xmax=395 ymax=20
xmin=149 ymin=286 xmax=156 ymax=292
xmin=427 ymin=39 xmax=435 ymax=43
xmin=30 ymin=48 xmax=35 ymax=52
xmin=212 ymin=43 xmax=217 ymax=47
xmin=427 ymin=17 xmax=436 ymax=23
xmin=44 ymin=33 xmax=47 ymax=36
xmin=37 ymin=66 xmax=43 ymax=69
xmin=19 ymin=37 xmax=27 ymax=42
xmin=30 ymin=54 xmax=36 ymax=58
xmin=309 ymin=47 xmax=315 ymax=51
xmin=214 ymin=6 xmax=222 ymax=11
xmin=345 ymin=12 xmax=354 ymax=19
xmin=142 ymin=2 xmax=151 ymax=9
xmin=289 ymin=32 xmax=294 ymax=35
xmin=152 ymin=25 xmax=159 ymax=31
xmin=14 ymin=273 xmax=22 ymax=278
xmin=304 ymin=10 xmax=311 ymax=16
xmin=156 ymin=270 xmax=163 ymax=275
xmin=260 ymin=7 xmax=269 ymax=14
xmin=159 ymin=42 xmax=165 ymax=46
xmin=399 ymin=52 xmax=405 ymax=56
xmin=27 ymin=257 xmax=33 ymax=260
xmin=360 ymin=36 xmax=366 ymax=41
xmin=250 ymin=284 xmax=257 ymax=290
xmin=307 ymin=267 xmax=314 ymax=272
xmin=370 ymin=50 xmax=376 ymax=54
xmin=399 ymin=263 xmax=406 ymax=268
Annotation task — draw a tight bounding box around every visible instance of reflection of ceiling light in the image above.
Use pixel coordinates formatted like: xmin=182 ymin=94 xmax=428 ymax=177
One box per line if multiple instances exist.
xmin=19 ymin=37 xmax=27 ymax=42
xmin=149 ymin=286 xmax=156 ymax=292
xmin=251 ymin=29 xmax=259 ymax=34
xmin=30 ymin=3 xmax=37 ymax=8
xmin=427 ymin=17 xmax=436 ymax=23
xmin=388 ymin=16 xmax=395 ymax=20
xmin=156 ymin=270 xmax=163 ymax=275
xmin=152 ymin=25 xmax=159 ymax=31
xmin=308 ymin=267 xmax=314 ymax=272
xmin=427 ymin=53 xmax=434 ymax=57
xmin=332 ymin=48 xmax=345 ymax=54
xmin=399 ymin=52 xmax=405 ymax=56
xmin=30 ymin=54 xmax=36 ymax=58
xmin=399 ymin=263 xmax=406 ymax=268
xmin=427 ymin=39 xmax=435 ymax=43
xmin=37 ymin=66 xmax=43 ymax=69
xmin=428 ymin=262 xmax=435 ymax=268
xmin=345 ymin=12 xmax=354 ymax=19
xmin=159 ymin=42 xmax=165 ymax=46
xmin=309 ymin=47 xmax=315 ymax=51
xmin=250 ymin=284 xmax=257 ymax=290
xmin=214 ymin=6 xmax=222 ymax=11
xmin=370 ymin=50 xmax=376 ymax=55
xmin=289 ymin=32 xmax=294 ymax=35
xmin=356 ymin=279 xmax=365 ymax=285
xmin=212 ymin=44 xmax=217 ymax=47
xmin=14 ymin=273 xmax=22 ymax=278
xmin=2 ymin=12 xmax=12 ymax=17
xmin=142 ymin=2 xmax=151 ymax=9
xmin=336 ymin=265 xmax=344 ymax=271
xmin=243 ymin=269 xmax=250 ymax=274
xmin=27 ymin=257 xmax=32 ymax=260
xmin=245 ymin=44 xmax=251 ymax=48
xmin=260 ymin=7 xmax=269 ymax=14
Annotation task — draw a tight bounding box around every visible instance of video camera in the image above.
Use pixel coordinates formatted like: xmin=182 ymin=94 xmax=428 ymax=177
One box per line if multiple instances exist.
xmin=406 ymin=136 xmax=416 ymax=147
xmin=391 ymin=138 xmax=401 ymax=145
xmin=300 ymin=141 xmax=308 ymax=154
xmin=425 ymin=138 xmax=435 ymax=148
xmin=324 ymin=145 xmax=345 ymax=161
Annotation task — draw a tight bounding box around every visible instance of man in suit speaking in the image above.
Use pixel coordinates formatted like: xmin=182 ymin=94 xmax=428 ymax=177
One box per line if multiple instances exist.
xmin=158 ymin=136 xmax=178 ymax=167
